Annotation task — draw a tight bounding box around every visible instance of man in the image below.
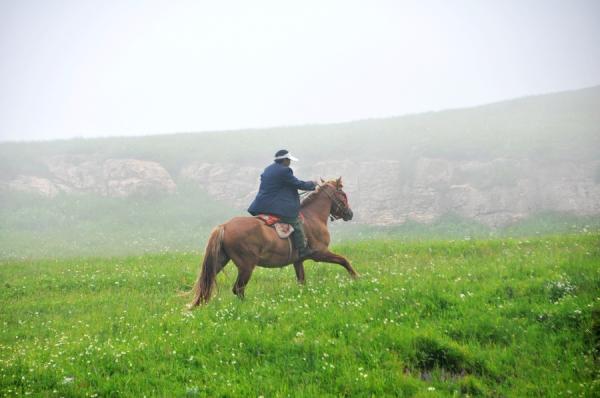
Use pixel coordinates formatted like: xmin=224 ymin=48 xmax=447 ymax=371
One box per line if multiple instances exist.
xmin=248 ymin=149 xmax=317 ymax=258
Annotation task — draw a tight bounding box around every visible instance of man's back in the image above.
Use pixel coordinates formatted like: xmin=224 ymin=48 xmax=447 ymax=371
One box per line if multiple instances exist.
xmin=248 ymin=162 xmax=315 ymax=218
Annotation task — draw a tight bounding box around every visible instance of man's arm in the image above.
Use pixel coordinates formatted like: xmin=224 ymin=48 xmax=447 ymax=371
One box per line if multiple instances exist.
xmin=281 ymin=168 xmax=316 ymax=191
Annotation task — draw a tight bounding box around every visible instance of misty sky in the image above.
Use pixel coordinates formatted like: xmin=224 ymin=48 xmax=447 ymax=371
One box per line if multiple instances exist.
xmin=1 ymin=0 xmax=599 ymax=142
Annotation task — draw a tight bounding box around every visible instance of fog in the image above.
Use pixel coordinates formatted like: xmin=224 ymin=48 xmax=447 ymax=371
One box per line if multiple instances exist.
xmin=1 ymin=0 xmax=599 ymax=142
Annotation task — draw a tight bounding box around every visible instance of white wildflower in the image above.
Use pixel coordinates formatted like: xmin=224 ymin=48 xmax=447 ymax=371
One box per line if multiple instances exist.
xmin=61 ymin=376 xmax=74 ymax=384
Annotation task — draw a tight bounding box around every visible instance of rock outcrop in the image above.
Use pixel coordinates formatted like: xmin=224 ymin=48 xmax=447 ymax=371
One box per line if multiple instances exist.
xmin=3 ymin=155 xmax=599 ymax=227
xmin=5 ymin=156 xmax=177 ymax=198
xmin=179 ymin=162 xmax=261 ymax=208
xmin=179 ymin=157 xmax=600 ymax=227
xmin=104 ymin=159 xmax=176 ymax=197
xmin=6 ymin=175 xmax=61 ymax=198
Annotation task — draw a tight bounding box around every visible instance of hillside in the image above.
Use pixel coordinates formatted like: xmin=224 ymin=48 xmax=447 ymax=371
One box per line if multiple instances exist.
xmin=1 ymin=86 xmax=599 ymax=257
xmin=2 ymin=85 xmax=600 ymax=173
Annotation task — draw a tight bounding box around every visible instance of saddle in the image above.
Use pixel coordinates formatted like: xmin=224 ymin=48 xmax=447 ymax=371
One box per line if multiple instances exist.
xmin=255 ymin=214 xmax=294 ymax=239
xmin=256 ymin=213 xmax=307 ymax=262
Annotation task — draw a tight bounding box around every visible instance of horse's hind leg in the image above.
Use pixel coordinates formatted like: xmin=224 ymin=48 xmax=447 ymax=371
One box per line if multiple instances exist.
xmin=313 ymin=250 xmax=359 ymax=278
xmin=232 ymin=263 xmax=255 ymax=299
xmin=216 ymin=253 xmax=230 ymax=274
xmin=293 ymin=261 xmax=306 ymax=284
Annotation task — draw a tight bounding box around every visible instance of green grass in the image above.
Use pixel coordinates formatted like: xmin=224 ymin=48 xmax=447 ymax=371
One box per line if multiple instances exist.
xmin=1 ymin=234 xmax=599 ymax=397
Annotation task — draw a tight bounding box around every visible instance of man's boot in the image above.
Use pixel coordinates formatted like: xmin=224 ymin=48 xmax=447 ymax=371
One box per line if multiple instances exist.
xmin=292 ymin=221 xmax=314 ymax=259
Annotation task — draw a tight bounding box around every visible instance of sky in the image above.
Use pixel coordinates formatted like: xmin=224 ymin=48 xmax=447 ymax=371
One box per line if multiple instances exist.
xmin=0 ymin=0 xmax=599 ymax=142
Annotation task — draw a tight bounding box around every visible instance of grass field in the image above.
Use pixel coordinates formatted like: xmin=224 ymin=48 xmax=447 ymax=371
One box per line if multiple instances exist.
xmin=1 ymin=234 xmax=599 ymax=397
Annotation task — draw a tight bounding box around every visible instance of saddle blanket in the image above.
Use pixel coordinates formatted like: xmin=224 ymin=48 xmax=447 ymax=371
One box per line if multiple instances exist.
xmin=256 ymin=214 xmax=294 ymax=239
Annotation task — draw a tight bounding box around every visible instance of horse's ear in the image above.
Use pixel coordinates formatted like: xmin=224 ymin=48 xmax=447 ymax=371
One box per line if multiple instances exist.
xmin=336 ymin=177 xmax=343 ymax=188
xmin=320 ymin=177 xmax=325 ymax=183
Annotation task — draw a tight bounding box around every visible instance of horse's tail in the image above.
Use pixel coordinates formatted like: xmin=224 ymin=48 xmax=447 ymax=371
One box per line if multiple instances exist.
xmin=190 ymin=225 xmax=226 ymax=307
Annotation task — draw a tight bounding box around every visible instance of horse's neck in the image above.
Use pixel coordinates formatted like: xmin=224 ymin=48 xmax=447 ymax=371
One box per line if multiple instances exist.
xmin=301 ymin=191 xmax=332 ymax=223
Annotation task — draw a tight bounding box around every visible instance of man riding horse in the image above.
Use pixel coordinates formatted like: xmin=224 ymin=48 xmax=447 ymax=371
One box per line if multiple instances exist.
xmin=189 ymin=151 xmax=357 ymax=306
xmin=248 ymin=149 xmax=317 ymax=259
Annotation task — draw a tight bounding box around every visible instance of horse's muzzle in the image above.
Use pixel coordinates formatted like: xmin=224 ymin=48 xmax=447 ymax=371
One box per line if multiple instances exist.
xmin=342 ymin=208 xmax=353 ymax=221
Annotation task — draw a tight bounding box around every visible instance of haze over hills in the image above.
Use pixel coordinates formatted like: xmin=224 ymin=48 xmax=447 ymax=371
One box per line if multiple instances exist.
xmin=2 ymin=84 xmax=600 ymax=165
xmin=1 ymin=86 xmax=599 ymax=258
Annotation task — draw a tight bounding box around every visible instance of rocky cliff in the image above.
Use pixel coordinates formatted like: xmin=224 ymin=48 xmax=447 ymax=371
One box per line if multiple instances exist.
xmin=5 ymin=156 xmax=176 ymax=198
xmin=4 ymin=155 xmax=599 ymax=227
xmin=180 ymin=157 xmax=600 ymax=227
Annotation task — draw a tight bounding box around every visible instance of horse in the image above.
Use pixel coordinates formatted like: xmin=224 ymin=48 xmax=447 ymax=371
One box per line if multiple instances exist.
xmin=189 ymin=177 xmax=358 ymax=307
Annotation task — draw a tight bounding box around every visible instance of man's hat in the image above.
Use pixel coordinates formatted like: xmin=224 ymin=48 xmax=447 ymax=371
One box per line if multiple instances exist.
xmin=274 ymin=149 xmax=299 ymax=162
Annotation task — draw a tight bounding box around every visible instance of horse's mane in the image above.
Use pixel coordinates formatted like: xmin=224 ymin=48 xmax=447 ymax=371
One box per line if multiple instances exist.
xmin=300 ymin=180 xmax=337 ymax=208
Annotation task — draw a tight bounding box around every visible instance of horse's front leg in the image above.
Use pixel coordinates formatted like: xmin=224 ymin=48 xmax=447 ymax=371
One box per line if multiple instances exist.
xmin=293 ymin=261 xmax=305 ymax=284
xmin=313 ymin=250 xmax=359 ymax=278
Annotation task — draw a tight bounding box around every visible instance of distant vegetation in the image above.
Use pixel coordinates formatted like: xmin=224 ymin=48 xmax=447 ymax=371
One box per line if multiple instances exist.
xmin=1 ymin=187 xmax=598 ymax=259
xmin=0 ymin=186 xmax=236 ymax=260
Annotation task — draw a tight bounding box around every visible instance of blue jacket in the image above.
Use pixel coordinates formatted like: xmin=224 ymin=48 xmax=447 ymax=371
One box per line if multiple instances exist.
xmin=248 ymin=162 xmax=316 ymax=218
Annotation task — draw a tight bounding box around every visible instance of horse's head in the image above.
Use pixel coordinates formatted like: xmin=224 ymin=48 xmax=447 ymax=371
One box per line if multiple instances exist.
xmin=321 ymin=177 xmax=353 ymax=221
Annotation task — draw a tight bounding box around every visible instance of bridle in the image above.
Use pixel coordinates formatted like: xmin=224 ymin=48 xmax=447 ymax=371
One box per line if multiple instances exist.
xmin=319 ymin=183 xmax=351 ymax=221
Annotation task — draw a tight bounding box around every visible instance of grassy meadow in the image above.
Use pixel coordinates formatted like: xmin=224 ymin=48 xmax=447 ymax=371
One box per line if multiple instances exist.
xmin=1 ymin=233 xmax=599 ymax=397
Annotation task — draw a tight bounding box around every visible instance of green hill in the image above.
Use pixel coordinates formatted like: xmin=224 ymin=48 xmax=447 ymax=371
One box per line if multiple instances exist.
xmin=1 ymin=85 xmax=599 ymax=178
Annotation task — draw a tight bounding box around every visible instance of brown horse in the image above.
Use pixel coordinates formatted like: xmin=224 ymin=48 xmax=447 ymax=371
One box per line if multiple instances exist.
xmin=189 ymin=177 xmax=358 ymax=307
